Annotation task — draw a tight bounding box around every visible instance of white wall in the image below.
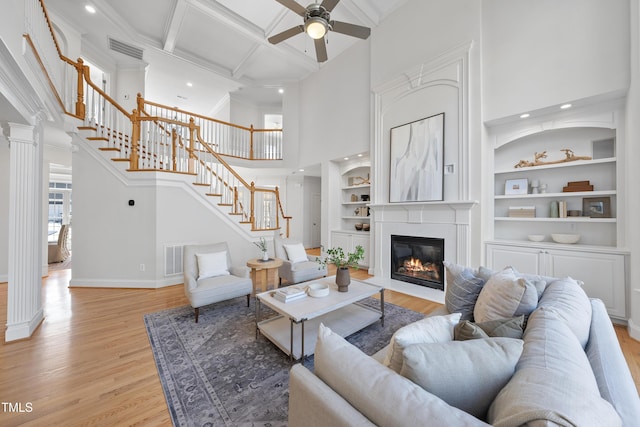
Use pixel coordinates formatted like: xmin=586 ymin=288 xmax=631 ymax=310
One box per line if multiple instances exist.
xmin=70 ymin=142 xmax=158 ymax=287
xmin=298 ymin=41 xmax=370 ymax=167
xmin=116 ymin=66 xmax=146 ymax=113
xmin=626 ymin=0 xmax=640 ymax=339
xmin=482 ymin=0 xmax=630 ymax=122
xmin=0 ymin=132 xmax=9 ymax=281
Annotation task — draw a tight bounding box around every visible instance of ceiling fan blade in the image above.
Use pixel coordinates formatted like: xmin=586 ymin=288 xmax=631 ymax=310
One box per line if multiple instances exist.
xmin=331 ymin=20 xmax=371 ymax=39
xmin=320 ymin=0 xmax=340 ymax=12
xmin=268 ymin=25 xmax=304 ymax=44
xmin=274 ymin=0 xmax=307 ymax=16
xmin=315 ymin=38 xmax=328 ymax=62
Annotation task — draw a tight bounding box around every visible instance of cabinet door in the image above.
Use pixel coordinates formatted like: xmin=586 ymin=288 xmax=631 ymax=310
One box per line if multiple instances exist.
xmin=486 ymin=244 xmax=543 ymax=274
xmin=331 ymin=233 xmax=351 ymax=256
xmin=352 ymin=234 xmax=370 ymax=267
xmin=546 ymin=250 xmax=626 ymax=318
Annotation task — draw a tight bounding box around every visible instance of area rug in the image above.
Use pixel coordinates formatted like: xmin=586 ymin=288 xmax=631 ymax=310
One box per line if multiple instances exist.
xmin=144 ymin=296 xmax=424 ymax=427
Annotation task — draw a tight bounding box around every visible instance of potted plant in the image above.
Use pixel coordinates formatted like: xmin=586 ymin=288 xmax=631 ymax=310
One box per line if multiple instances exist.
xmin=253 ymin=237 xmax=269 ymax=261
xmin=317 ymin=245 xmax=365 ymax=292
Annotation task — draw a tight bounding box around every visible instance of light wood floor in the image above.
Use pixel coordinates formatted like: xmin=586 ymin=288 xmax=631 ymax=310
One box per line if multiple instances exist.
xmin=0 ymin=265 xmax=638 ymax=426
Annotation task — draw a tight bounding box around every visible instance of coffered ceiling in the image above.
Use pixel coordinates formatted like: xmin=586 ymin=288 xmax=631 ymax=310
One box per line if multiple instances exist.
xmin=45 ymin=0 xmax=406 ymax=116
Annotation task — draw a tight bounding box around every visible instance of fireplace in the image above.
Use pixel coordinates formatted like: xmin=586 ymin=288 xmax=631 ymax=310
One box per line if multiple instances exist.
xmin=390 ymin=235 xmax=444 ymax=290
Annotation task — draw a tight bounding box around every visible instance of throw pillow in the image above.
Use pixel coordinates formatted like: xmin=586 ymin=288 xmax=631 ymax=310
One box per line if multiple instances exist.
xmin=383 ymin=312 xmax=461 ymax=373
xmin=400 ymin=337 xmax=523 ymax=420
xmin=454 ymin=316 xmax=525 ymax=341
xmin=283 ymin=243 xmax=308 ymax=263
xmin=473 ymin=267 xmax=538 ymax=323
xmin=314 ymin=324 xmax=484 ymax=426
xmin=443 ymin=261 xmax=486 ymax=321
xmin=196 ymin=251 xmax=230 ymax=280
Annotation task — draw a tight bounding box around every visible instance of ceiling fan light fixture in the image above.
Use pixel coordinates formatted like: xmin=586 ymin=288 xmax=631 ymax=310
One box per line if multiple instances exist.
xmin=305 ymin=17 xmax=327 ymax=39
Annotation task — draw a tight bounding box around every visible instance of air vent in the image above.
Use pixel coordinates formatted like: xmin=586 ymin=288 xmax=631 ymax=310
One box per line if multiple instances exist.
xmin=108 ymin=37 xmax=144 ymax=60
xmin=164 ymin=245 xmax=183 ymax=276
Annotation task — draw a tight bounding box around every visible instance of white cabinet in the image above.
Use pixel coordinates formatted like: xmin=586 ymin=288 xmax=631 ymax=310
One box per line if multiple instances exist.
xmin=486 ymin=242 xmax=627 ymax=319
xmin=331 ymin=231 xmax=370 ymax=267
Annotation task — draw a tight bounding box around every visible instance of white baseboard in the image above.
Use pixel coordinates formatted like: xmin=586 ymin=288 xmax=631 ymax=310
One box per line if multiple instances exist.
xmin=69 ymin=277 xmax=182 ymax=289
xmin=628 ymin=318 xmax=640 ymax=342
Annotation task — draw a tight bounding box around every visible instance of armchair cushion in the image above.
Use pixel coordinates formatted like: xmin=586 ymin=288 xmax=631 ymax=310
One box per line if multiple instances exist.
xmin=283 ymin=243 xmax=308 ymax=263
xmin=196 ymin=251 xmax=230 ymax=280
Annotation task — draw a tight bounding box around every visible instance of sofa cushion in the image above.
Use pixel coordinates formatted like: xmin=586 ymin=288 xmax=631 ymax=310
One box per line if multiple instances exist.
xmin=488 ymin=307 xmax=621 ymax=427
xmin=454 ymin=316 xmax=525 ymax=341
xmin=196 ymin=251 xmax=229 ymax=280
xmin=474 ymin=267 xmax=538 ymax=323
xmin=444 ymin=261 xmax=486 ymax=321
xmin=586 ymin=299 xmax=640 ymax=426
xmin=383 ymin=313 xmax=461 ymax=373
xmin=314 ymin=324 xmax=490 ymax=427
xmin=400 ymin=338 xmax=523 ymax=420
xmin=538 ymin=277 xmax=591 ymax=348
xmin=283 ymin=243 xmax=308 ymax=263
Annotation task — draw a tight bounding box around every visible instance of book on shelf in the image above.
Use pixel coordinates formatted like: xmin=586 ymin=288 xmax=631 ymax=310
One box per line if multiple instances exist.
xmin=558 ymin=200 xmax=568 ymax=218
xmin=273 ymin=285 xmax=307 ymax=302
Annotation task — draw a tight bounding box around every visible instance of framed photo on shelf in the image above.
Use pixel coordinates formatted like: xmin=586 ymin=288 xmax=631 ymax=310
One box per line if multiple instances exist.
xmin=582 ymin=197 xmax=611 ymax=218
xmin=389 ymin=113 xmax=444 ymax=202
xmin=505 ymin=178 xmax=528 ymax=195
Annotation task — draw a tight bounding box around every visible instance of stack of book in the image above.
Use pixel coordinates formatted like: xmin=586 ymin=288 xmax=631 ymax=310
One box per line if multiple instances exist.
xmin=508 ymin=206 xmax=536 ymax=218
xmin=273 ymin=285 xmax=307 ymax=303
xmin=557 ymin=200 xmax=568 ymax=218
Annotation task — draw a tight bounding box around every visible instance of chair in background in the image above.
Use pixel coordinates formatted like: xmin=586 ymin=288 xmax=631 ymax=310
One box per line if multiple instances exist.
xmin=183 ymin=242 xmax=253 ymax=322
xmin=274 ymin=236 xmax=327 ymax=286
xmin=48 ymin=224 xmax=70 ymax=264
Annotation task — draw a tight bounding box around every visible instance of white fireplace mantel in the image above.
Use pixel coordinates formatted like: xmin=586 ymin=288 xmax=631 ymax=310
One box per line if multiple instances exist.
xmin=366 ymin=200 xmax=478 ymax=304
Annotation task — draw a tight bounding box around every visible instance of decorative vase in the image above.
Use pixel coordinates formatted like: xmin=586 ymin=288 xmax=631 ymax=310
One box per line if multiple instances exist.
xmin=336 ymin=267 xmax=350 ymax=292
xmin=262 ymin=251 xmax=269 ymax=261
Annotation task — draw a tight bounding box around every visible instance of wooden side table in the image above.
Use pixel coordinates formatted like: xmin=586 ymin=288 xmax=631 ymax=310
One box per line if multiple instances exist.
xmin=246 ymin=258 xmax=284 ymax=296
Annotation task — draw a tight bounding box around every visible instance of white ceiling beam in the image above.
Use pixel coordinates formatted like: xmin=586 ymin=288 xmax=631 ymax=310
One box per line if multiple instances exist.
xmin=339 ymin=0 xmax=380 ymax=28
xmin=232 ymin=44 xmax=260 ymax=80
xmin=164 ymin=0 xmax=189 ymax=53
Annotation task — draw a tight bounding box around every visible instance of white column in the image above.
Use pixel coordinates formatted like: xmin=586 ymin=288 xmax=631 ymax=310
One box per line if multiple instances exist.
xmin=5 ymin=122 xmax=44 ymax=342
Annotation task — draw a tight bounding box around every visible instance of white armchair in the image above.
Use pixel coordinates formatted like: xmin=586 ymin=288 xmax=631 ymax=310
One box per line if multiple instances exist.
xmin=274 ymin=236 xmax=327 ymax=285
xmin=183 ymin=242 xmax=252 ymax=322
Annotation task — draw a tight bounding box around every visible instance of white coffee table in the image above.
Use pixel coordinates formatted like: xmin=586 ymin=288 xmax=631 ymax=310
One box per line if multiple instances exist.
xmin=255 ymin=277 xmax=384 ymax=361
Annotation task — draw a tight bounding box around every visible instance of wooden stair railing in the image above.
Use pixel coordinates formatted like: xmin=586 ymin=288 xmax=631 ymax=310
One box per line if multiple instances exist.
xmin=26 ymin=0 xmax=292 ymax=237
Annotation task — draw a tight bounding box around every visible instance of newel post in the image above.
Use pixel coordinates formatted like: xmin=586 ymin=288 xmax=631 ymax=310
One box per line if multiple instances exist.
xmin=75 ymin=58 xmax=86 ymax=119
xmin=250 ymin=181 xmax=256 ymax=231
xmin=130 ymin=109 xmax=140 ymax=170
xmin=188 ymin=118 xmax=196 ymax=174
xmin=249 ymin=124 xmax=254 ymax=160
xmin=136 ymin=93 xmax=145 ymax=114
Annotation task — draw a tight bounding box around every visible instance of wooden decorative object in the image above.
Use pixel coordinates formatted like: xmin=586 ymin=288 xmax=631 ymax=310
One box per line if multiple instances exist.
xmin=514 ymin=149 xmax=592 ymax=168
xmin=563 ymin=180 xmax=594 ymax=192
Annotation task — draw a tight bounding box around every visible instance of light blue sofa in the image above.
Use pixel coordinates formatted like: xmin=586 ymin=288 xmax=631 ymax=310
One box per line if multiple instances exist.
xmin=288 ymin=270 xmax=640 ymax=426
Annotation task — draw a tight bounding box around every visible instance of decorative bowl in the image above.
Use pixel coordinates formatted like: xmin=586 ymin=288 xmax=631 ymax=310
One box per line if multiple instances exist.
xmin=354 ymin=223 xmax=363 ymax=231
xmin=551 ymin=233 xmax=581 ymax=244
xmin=527 ymin=234 xmax=545 ymax=242
xmin=362 ymin=223 xmax=370 ymax=231
xmin=307 ymin=283 xmax=330 ymax=298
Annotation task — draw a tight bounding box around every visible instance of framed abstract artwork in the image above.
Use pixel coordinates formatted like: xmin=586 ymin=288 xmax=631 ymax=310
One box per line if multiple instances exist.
xmin=389 ymin=113 xmax=444 ymax=202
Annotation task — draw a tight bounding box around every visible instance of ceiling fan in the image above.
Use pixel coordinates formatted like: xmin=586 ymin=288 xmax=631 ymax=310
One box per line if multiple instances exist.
xmin=268 ymin=0 xmax=371 ymax=63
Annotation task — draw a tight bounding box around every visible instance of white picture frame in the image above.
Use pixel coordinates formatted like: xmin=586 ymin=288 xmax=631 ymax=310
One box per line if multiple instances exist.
xmin=505 ymin=178 xmax=528 ymax=195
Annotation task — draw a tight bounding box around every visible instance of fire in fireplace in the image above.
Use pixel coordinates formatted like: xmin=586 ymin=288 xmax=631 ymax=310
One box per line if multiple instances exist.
xmin=391 ymin=235 xmax=444 ymax=290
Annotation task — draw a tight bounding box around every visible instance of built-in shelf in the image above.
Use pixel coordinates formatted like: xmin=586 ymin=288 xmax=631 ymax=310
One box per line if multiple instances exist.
xmin=495 ymin=216 xmax=616 ymax=223
xmin=495 ymin=190 xmax=616 ymax=199
xmin=494 ymin=157 xmax=616 ymax=175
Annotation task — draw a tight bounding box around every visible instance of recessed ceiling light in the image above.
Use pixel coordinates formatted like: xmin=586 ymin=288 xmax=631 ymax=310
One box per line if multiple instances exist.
xmin=560 ymin=103 xmax=572 ymax=109
xmin=278 ymin=88 xmax=284 ymax=94
xmin=186 ymin=82 xmax=193 ymax=87
xmin=298 ymin=168 xmax=304 ymax=172
xmin=85 ymin=5 xmax=96 ymax=13
xmin=344 ymin=157 xmax=349 ymax=161
xmin=520 ymin=113 xmax=530 ymax=119
xmin=357 ymin=154 xmax=363 ymax=157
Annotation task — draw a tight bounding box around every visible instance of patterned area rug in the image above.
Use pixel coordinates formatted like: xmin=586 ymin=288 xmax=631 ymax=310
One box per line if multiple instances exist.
xmin=144 ymin=296 xmax=424 ymax=427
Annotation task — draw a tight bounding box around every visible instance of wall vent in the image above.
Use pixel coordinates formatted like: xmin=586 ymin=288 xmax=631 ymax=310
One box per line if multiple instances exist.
xmin=108 ymin=37 xmax=144 ymax=60
xmin=165 ymin=245 xmax=183 ymax=276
